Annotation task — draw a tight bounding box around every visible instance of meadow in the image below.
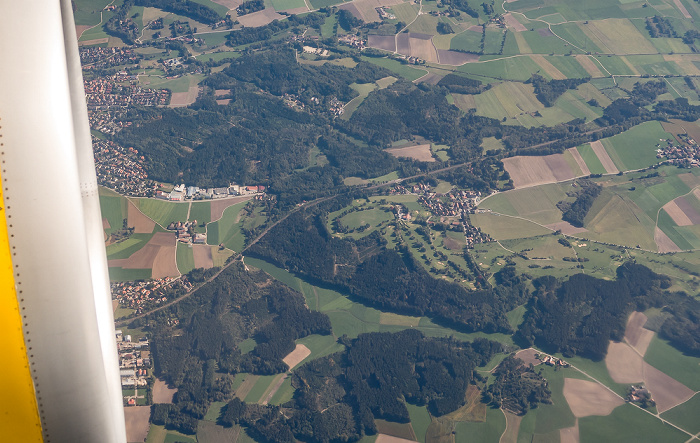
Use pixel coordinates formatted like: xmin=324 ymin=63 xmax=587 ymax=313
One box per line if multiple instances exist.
xmin=130 ymin=198 xmax=189 ymax=228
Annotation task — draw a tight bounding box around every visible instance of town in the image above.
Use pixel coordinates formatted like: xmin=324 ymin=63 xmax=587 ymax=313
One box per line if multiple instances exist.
xmin=657 ymin=133 xmax=700 ymax=168
xmin=111 ymin=277 xmax=193 ymax=313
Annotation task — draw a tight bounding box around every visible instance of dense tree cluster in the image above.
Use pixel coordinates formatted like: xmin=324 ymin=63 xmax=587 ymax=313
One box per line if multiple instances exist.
xmin=104 ymin=0 xmax=139 ymax=44
xmin=659 ymin=295 xmax=700 ymax=356
xmin=516 ymin=263 xmax=669 ymax=359
xmin=237 ymin=0 xmax=265 ymax=15
xmin=646 ymin=15 xmax=678 ymax=38
xmin=437 ymin=21 xmax=454 ymax=34
xmin=135 ymin=0 xmax=222 ymax=23
xmin=436 ymin=73 xmax=486 ymax=94
xmin=338 ymin=9 xmax=363 ymax=30
xmin=441 ymin=0 xmax=480 ymax=18
xmin=560 ymin=180 xmax=601 ymax=227
xmin=528 ymin=74 xmax=589 ymax=107
xmin=218 ymin=330 xmax=501 ymax=442
xmin=484 ymin=355 xmax=551 ymax=415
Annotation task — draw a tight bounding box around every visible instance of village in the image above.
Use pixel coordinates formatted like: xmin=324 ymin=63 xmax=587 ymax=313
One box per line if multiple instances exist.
xmin=657 ymin=133 xmax=700 ymax=168
xmin=93 ymin=137 xmax=157 ymax=196
xmin=84 ymin=74 xmax=171 ymax=111
xmin=116 ymin=329 xmax=152 ymax=406
xmin=111 ymin=276 xmax=193 ymax=313
xmin=390 ymin=183 xmax=494 ymax=248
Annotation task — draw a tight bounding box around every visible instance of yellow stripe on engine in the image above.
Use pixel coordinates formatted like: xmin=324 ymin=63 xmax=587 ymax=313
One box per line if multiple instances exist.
xmin=0 ymin=170 xmax=43 ymax=441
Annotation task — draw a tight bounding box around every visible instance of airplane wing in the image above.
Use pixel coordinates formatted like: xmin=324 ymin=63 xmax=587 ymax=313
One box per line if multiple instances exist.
xmin=0 ymin=1 xmax=126 ymax=441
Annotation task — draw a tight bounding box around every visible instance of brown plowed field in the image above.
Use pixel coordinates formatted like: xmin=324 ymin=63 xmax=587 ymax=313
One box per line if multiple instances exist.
xmin=75 ymin=25 xmax=91 ymax=39
xmin=606 ymin=341 xmax=644 ymax=384
xmin=568 ymin=148 xmax=591 ymax=176
xmin=562 ymin=378 xmax=624 ymax=418
xmin=108 ymin=232 xmax=178 ymax=277
xmin=503 ymin=13 xmax=526 ymax=32
xmin=503 ymin=154 xmax=578 ymax=188
xmin=678 ymin=172 xmax=700 ymax=189
xmin=124 ymin=406 xmax=151 ymax=443
xmin=169 ymin=86 xmax=200 ymax=107
xmin=385 ymin=144 xmax=435 ymax=162
xmin=676 ymin=197 xmax=700 ymax=224
xmin=530 ymin=55 xmax=566 ymax=80
xmin=153 ymin=378 xmax=177 ymax=403
xmin=283 ymin=344 xmax=311 ymax=370
xmin=214 ymin=89 xmax=231 ymax=96
xmin=655 ymin=227 xmax=681 ymax=253
xmin=416 ymin=73 xmax=443 ymax=84
xmin=211 ymin=195 xmax=253 ymax=221
xmin=369 ymin=35 xmax=396 ymax=52
xmin=127 ymin=201 xmax=155 ymax=233
xmin=397 ymin=33 xmax=410 ymax=55
xmin=643 ymin=364 xmax=695 ymax=413
xmin=237 ymin=8 xmax=284 ymax=27
xmin=409 ymin=37 xmax=438 ymax=63
xmin=545 ymin=154 xmax=575 ymax=181
xmin=589 ymin=141 xmax=618 ymax=174
xmin=625 ymin=312 xmax=654 ymax=356
xmin=514 ymin=348 xmax=541 ymax=367
xmin=216 ymin=98 xmax=231 ymax=105
xmin=152 ymin=245 xmax=179 ymax=278
xmin=501 ymin=410 xmax=522 ymax=443
xmin=193 ymin=244 xmax=214 ymax=269
xmin=339 ymin=3 xmax=365 ymax=21
xmin=103 ymin=218 xmax=111 ymax=229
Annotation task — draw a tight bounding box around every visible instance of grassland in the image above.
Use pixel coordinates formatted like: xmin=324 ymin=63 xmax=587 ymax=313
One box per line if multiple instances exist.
xmin=458 ymin=56 xmax=544 ymax=81
xmin=341 ymin=82 xmax=379 ymax=120
xmin=108 ymin=267 xmax=151 ymax=282
xmin=131 ymin=198 xmax=189 ymax=227
xmin=138 ymin=74 xmax=206 ymax=93
xmin=361 ymin=57 xmax=426 ymax=81
xmin=578 ymin=404 xmax=687 ymax=443
xmin=100 ymin=194 xmax=128 ymax=235
xmin=644 ymin=335 xmax=700 ymax=391
xmin=195 ymin=51 xmax=240 ymax=62
xmin=406 ymin=404 xmax=431 ymax=443
xmin=453 ymin=407 xmax=506 ymax=442
xmin=176 ymin=242 xmax=195 ymax=275
xmin=576 ymin=143 xmax=608 ymax=175
xmin=106 ymin=233 xmax=155 ymax=259
xmin=600 ymin=121 xmax=673 ymax=171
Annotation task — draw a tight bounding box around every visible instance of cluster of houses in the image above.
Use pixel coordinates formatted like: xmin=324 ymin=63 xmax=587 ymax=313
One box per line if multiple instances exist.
xmin=303 ymin=46 xmax=330 ymax=57
xmin=657 ymin=135 xmax=700 ymax=168
xmin=89 ymin=111 xmax=132 ymax=135
xmin=116 ymin=330 xmax=151 ymax=406
xmin=80 ymin=46 xmax=140 ymax=69
xmin=418 ymin=187 xmax=482 ymax=218
xmin=111 ymin=277 xmax=193 ymax=313
xmin=167 ymin=221 xmax=207 ymax=244
xmin=627 ymin=385 xmax=655 ymax=406
xmin=84 ymin=75 xmax=170 ymax=111
xmin=537 ymin=353 xmax=570 ymax=367
xmin=338 ymin=34 xmax=366 ymax=50
xmin=156 ymin=183 xmax=266 ymax=201
xmin=376 ymin=7 xmax=396 ymax=20
xmin=92 ymin=137 xmax=157 ymax=197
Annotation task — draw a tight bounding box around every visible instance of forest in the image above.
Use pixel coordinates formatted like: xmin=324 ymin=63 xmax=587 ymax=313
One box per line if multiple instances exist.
xmin=135 ymin=0 xmax=222 ymax=23
xmin=527 ymin=74 xmax=589 ymax=107
xmin=484 ymin=355 xmax=551 ymax=415
xmin=218 ymin=330 xmax=502 ymax=442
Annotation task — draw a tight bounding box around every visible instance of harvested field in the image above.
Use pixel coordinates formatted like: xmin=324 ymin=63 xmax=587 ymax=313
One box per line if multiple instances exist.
xmin=211 ymin=195 xmax=254 ymax=221
xmin=339 ymin=3 xmax=365 ymax=22
xmin=644 ymin=364 xmax=695 ymax=413
xmin=127 ymin=201 xmax=155 ymax=234
xmin=606 ymin=341 xmax=644 ymax=384
xmin=415 ymin=72 xmax=443 ymax=84
xmin=103 ymin=218 xmax=111 ymax=229
xmin=562 ymin=378 xmax=624 ymax=418
xmin=214 ymin=89 xmax=230 ymax=96
xmin=663 ymin=200 xmax=694 ymax=227
xmin=655 ymin=227 xmax=681 ymax=253
xmin=625 ymin=312 xmax=654 ymax=356
xmin=348 ymin=0 xmax=404 ymax=22
xmin=514 ymin=348 xmax=541 ymax=367
xmin=545 ymin=221 xmax=588 ymax=235
xmin=503 ymin=13 xmax=526 ymax=32
xmin=409 ymin=36 xmax=438 ymax=63
xmin=368 ymin=34 xmax=396 ymax=52
xmin=375 ymin=435 xmax=417 ymax=443
xmin=376 ymin=420 xmax=417 ymax=441
xmin=153 ymin=378 xmax=177 ymax=403
xmin=589 ymin=141 xmax=618 ymax=174
xmin=213 ymin=0 xmax=242 ymax=8
xmin=192 ymin=244 xmax=214 ymax=269
xmin=443 ymin=384 xmax=486 ymax=422
xmin=124 ymin=406 xmax=150 ymax=443
xmin=216 ymin=99 xmax=231 ymax=105
xmin=385 ymin=144 xmax=435 ymax=162
xmin=169 ymin=86 xmax=200 ymax=108
xmin=452 ymin=93 xmax=476 ymax=111
xmin=502 ymin=153 xmax=578 ymax=188
xmin=397 ymin=33 xmax=410 ymax=54
xmin=468 ymin=25 xmax=482 ymax=32
xmin=437 ymin=50 xmax=478 ymax=65
xmin=500 ymin=410 xmax=522 ymax=443
xmin=75 ymin=25 xmax=91 ymax=39
xmin=574 ymin=55 xmax=603 ymax=77
xmin=237 ymin=8 xmax=284 ymax=27
xmin=568 ymin=147 xmax=591 ymax=176
xmin=530 ymin=55 xmax=566 ymax=80
xmin=78 ymin=37 xmax=109 ymax=46
xmin=672 ymin=0 xmax=692 ymax=18
xmin=673 ymin=197 xmax=700 ymax=225
xmin=560 ymin=419 xmax=579 ymax=443
xmin=197 ymin=421 xmax=241 ymax=443
xmin=284 ymin=6 xmax=310 ymax=13
xmin=283 ymin=344 xmax=311 ymax=370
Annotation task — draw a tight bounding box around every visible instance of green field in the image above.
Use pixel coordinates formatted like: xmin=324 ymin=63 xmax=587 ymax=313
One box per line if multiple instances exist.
xmin=576 ymin=143 xmax=608 ymax=175
xmin=471 ymin=213 xmax=552 ymax=240
xmin=361 ymin=57 xmax=426 ymax=81
xmin=108 ymin=267 xmax=151 ymax=282
xmin=206 ymin=202 xmax=248 ymax=251
xmin=579 ymin=404 xmax=687 ymax=443
xmin=341 ymin=82 xmax=378 ymax=120
xmin=131 ymin=198 xmax=189 ymax=227
xmin=268 ymin=376 xmax=295 ymax=406
xmin=450 ymin=28 xmax=483 ymax=53
xmin=139 ymin=74 xmax=206 ymax=93
xmin=189 ymin=201 xmax=211 ymax=230
xmin=176 ymin=242 xmax=195 ymax=275
xmin=407 ymin=404 xmax=431 ymax=443
xmin=600 ymin=121 xmax=673 ymax=171
xmin=454 ymin=407 xmax=506 ymax=442
xmin=100 ymin=194 xmax=128 ymax=235
xmin=243 ymin=374 xmax=279 ymax=403
xmin=661 ymin=393 xmax=700 ymax=435
xmin=459 ymin=55 xmax=547 ymax=81
xmin=644 ymin=335 xmax=700 ymax=391
xmin=106 ymin=233 xmax=155 ymax=259
xmin=195 ymin=51 xmax=240 ymax=62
